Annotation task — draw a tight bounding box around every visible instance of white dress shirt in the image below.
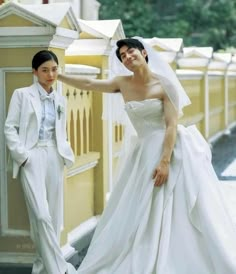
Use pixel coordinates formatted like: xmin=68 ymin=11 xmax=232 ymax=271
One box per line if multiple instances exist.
xmin=37 ymin=83 xmax=56 ymax=141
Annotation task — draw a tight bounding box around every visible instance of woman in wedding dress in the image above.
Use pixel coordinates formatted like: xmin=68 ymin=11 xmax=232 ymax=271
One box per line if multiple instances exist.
xmin=58 ymin=38 xmax=236 ymax=274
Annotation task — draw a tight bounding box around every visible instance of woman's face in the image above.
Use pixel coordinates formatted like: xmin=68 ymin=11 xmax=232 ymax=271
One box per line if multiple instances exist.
xmin=33 ymin=59 xmax=58 ymax=92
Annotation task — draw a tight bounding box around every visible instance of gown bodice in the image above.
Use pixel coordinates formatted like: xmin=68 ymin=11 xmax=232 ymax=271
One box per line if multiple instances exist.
xmin=124 ymin=98 xmax=166 ymax=138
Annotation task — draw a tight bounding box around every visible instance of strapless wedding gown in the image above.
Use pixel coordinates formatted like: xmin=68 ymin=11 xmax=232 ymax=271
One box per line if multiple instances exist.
xmin=77 ymin=99 xmax=236 ymax=274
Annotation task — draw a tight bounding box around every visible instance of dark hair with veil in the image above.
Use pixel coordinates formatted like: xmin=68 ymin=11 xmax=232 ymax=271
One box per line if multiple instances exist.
xmin=116 ymin=38 xmax=149 ymax=63
xmin=105 ymin=37 xmax=191 ymax=124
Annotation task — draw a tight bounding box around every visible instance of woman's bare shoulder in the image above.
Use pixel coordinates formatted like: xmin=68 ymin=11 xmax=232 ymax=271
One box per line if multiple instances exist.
xmin=114 ymin=75 xmax=132 ymax=82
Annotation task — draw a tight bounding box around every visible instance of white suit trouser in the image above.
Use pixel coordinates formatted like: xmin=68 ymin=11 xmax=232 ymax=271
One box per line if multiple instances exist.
xmin=20 ymin=140 xmax=69 ymax=274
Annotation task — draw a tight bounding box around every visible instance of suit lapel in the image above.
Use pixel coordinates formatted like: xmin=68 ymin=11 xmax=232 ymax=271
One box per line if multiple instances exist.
xmin=54 ymin=92 xmax=63 ymax=128
xmin=54 ymin=93 xmax=63 ymax=143
xmin=29 ymin=83 xmax=42 ymax=128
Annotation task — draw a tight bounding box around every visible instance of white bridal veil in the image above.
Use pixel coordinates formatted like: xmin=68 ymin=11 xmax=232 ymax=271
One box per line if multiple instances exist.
xmin=103 ymin=36 xmax=191 ymax=124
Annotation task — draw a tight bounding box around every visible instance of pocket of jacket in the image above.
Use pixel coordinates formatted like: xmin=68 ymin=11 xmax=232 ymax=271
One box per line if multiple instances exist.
xmin=21 ymin=150 xmax=31 ymax=168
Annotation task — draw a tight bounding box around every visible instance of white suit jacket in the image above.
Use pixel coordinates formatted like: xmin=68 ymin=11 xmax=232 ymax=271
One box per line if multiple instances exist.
xmin=4 ymin=83 xmax=75 ymax=178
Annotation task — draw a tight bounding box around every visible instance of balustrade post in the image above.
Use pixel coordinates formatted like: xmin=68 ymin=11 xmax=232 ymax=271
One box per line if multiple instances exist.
xmin=224 ymin=67 xmax=230 ymax=134
xmin=204 ymin=70 xmax=210 ymax=139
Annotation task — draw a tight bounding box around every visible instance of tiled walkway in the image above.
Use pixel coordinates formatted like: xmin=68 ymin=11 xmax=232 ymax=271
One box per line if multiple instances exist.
xmin=1 ymin=127 xmax=236 ymax=274
xmin=212 ymin=126 xmax=236 ymax=180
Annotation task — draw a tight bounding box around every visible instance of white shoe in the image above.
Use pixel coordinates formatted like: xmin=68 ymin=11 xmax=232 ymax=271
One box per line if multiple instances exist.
xmin=66 ymin=262 xmax=77 ymax=274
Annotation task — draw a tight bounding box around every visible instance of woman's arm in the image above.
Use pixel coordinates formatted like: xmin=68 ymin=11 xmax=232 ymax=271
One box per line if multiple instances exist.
xmin=4 ymin=90 xmax=29 ymax=166
xmin=58 ymin=74 xmax=121 ymax=93
xmin=152 ymin=95 xmax=178 ymax=186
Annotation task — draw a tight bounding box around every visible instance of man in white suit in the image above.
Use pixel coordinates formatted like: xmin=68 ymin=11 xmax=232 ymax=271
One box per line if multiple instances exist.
xmin=4 ymin=50 xmax=76 ymax=274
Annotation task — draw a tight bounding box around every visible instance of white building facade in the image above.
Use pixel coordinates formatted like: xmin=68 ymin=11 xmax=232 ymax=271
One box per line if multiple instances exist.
xmin=5 ymin=0 xmax=100 ymax=19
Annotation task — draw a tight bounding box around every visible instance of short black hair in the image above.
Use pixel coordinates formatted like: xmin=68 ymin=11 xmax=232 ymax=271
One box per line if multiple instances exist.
xmin=116 ymin=38 xmax=148 ymax=63
xmin=32 ymin=50 xmax=58 ymax=70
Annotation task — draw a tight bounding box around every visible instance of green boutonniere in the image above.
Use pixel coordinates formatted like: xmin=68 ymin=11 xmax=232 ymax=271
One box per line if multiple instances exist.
xmin=57 ymin=105 xmax=64 ymax=120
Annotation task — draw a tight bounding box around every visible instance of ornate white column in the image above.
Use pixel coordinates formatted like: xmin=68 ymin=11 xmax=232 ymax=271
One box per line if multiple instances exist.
xmin=81 ymin=0 xmax=100 ymax=20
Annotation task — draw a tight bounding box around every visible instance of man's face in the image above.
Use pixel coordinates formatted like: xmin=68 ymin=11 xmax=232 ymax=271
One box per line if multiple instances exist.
xmin=119 ymin=45 xmax=147 ymax=71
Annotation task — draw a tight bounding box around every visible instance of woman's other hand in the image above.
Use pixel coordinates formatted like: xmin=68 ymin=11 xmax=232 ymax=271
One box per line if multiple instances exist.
xmin=152 ymin=160 xmax=170 ymax=186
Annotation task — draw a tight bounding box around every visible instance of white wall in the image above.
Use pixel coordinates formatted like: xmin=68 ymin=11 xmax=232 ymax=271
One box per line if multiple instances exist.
xmin=16 ymin=0 xmax=100 ymax=19
xmin=16 ymin=0 xmax=42 ymax=3
xmin=82 ymin=0 xmax=100 ymax=20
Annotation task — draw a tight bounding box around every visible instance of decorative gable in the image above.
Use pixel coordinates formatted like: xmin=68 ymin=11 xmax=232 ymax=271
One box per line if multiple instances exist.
xmin=145 ymin=37 xmax=183 ymax=52
xmin=144 ymin=37 xmax=183 ymax=64
xmin=0 ymin=2 xmax=46 ymax=26
xmin=177 ymin=47 xmax=213 ymax=69
xmin=0 ymin=14 xmax=37 ymax=27
xmin=209 ymin=52 xmax=232 ymax=71
xmin=0 ymin=2 xmax=80 ymax=49
xmin=66 ymin=19 xmax=125 ymax=57
xmin=59 ymin=17 xmax=72 ymax=30
xmin=78 ymin=19 xmax=125 ymax=40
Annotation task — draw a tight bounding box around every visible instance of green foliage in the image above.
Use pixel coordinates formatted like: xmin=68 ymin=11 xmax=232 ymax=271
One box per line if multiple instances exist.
xmin=99 ymin=0 xmax=236 ymax=50
xmin=99 ymin=0 xmax=159 ymax=38
xmin=176 ymin=0 xmax=236 ymax=49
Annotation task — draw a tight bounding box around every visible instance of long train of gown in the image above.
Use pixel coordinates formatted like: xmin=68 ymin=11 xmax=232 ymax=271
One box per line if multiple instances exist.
xmin=77 ymin=98 xmax=236 ymax=274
